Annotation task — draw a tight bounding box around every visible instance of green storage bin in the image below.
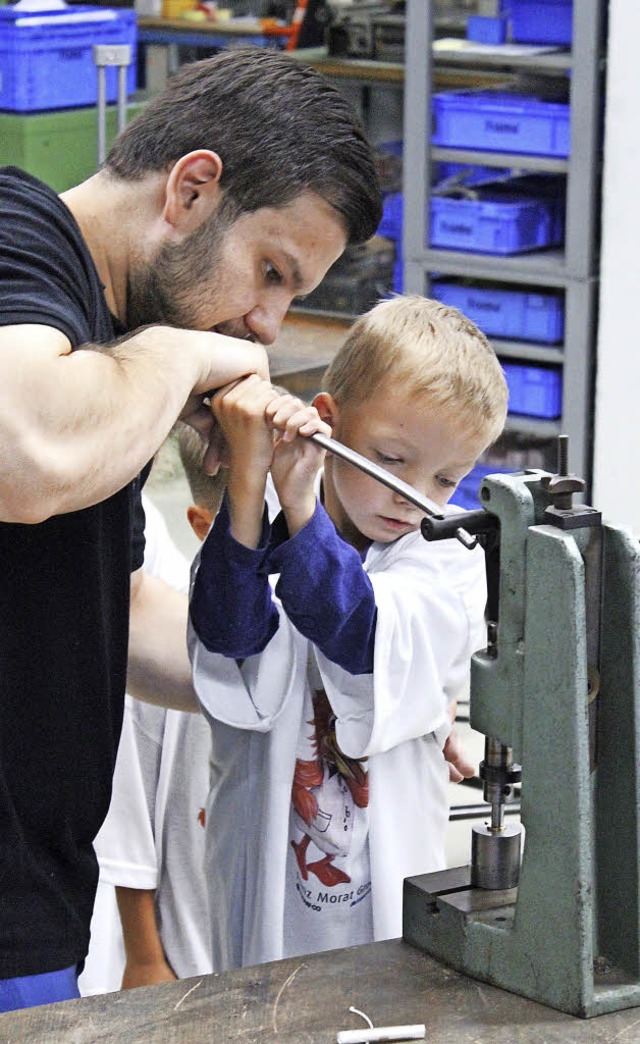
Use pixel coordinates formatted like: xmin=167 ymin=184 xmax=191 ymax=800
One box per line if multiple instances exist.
xmin=0 ymin=98 xmax=146 ymax=192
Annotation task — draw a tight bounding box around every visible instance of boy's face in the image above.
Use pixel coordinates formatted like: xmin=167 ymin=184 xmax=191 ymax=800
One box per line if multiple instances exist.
xmin=318 ymin=384 xmax=488 ymax=548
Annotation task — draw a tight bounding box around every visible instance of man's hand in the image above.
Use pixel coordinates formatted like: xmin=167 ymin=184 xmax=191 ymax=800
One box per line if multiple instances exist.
xmin=180 ymin=335 xmax=270 ymax=475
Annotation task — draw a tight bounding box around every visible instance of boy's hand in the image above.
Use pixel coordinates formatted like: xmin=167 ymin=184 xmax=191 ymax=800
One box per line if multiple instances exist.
xmin=443 ymin=726 xmax=476 ymax=782
xmin=267 ymin=394 xmax=331 ymax=536
xmin=210 ymin=375 xmax=284 ymax=548
xmin=444 ymin=701 xmax=476 ymax=782
xmin=211 ymin=374 xmax=281 ymax=476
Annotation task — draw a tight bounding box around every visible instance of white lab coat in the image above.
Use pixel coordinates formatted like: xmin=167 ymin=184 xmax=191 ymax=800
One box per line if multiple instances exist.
xmin=189 ymin=501 xmax=487 ymax=971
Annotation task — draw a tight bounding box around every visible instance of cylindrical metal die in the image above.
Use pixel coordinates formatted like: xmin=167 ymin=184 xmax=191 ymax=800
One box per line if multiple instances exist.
xmin=471 ymin=821 xmax=522 ymax=890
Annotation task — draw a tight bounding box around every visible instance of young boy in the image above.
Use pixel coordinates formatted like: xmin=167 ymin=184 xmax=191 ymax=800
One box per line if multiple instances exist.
xmin=188 ymin=295 xmax=508 ymax=971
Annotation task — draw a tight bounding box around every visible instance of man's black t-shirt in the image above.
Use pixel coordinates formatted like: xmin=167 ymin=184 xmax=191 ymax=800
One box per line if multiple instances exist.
xmin=0 ymin=167 xmax=146 ymax=977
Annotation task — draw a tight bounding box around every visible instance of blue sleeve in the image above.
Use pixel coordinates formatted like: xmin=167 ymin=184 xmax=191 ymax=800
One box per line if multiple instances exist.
xmin=189 ymin=495 xmax=279 ymax=658
xmin=267 ymin=502 xmax=376 ymax=675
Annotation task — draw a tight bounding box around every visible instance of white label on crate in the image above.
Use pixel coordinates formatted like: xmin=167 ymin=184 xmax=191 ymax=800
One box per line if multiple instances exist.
xmin=15 ymin=11 xmax=117 ymax=26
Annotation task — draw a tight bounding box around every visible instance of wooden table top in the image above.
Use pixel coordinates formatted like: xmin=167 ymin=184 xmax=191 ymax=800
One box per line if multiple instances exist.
xmin=2 ymin=939 xmax=640 ymax=1043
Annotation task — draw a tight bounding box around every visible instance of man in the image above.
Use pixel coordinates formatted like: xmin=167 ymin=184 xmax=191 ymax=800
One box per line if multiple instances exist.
xmin=0 ymin=47 xmax=382 ymax=1011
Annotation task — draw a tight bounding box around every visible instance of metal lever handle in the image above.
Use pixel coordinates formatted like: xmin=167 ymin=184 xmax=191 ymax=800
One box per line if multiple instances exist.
xmin=308 ymin=432 xmax=443 ymax=520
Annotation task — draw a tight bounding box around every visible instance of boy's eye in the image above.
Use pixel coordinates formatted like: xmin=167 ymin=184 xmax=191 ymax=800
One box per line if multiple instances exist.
xmin=376 ymin=451 xmax=403 ymax=467
xmin=436 ymin=475 xmax=457 ymax=489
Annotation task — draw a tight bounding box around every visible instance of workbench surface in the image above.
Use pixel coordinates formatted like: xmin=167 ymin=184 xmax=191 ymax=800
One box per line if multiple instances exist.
xmin=2 ymin=939 xmax=639 ymax=1043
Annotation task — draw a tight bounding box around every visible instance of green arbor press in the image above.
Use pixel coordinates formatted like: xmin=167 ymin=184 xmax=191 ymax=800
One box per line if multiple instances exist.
xmin=403 ymin=442 xmax=640 ymax=1018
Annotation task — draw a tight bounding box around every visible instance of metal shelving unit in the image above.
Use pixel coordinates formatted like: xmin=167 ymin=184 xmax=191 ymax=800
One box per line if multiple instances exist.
xmin=402 ymin=0 xmax=606 ymax=485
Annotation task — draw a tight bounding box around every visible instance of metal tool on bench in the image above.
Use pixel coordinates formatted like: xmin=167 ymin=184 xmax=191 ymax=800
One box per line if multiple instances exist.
xmin=325 ymin=1 xmax=406 ymax=61
xmin=400 ymin=435 xmax=640 ymax=1019
xmin=92 ymin=43 xmax=131 ymax=167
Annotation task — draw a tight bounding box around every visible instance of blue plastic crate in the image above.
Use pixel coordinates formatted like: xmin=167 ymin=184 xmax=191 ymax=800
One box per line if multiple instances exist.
xmin=430 ymin=192 xmax=561 ymax=255
xmin=378 ymin=191 xmax=403 ymax=240
xmin=510 ymin=0 xmax=573 ymax=46
xmin=0 ymin=6 xmax=137 ymax=112
xmin=432 ymin=90 xmax=570 ymax=158
xmin=503 ymin=362 xmax=562 ymax=419
xmin=431 ymin=280 xmax=564 ymax=343
xmin=378 ymin=177 xmax=564 ymax=257
xmin=467 ymin=15 xmax=507 ymax=45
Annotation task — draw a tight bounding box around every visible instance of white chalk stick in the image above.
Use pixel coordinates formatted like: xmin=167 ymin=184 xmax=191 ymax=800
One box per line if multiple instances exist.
xmin=336 ymin=1025 xmax=426 ymax=1044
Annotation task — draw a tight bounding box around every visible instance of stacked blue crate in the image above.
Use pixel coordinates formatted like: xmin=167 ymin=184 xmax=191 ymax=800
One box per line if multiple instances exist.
xmin=502 ymin=363 xmax=562 ymax=419
xmin=431 ymin=91 xmax=570 ymax=158
xmin=378 ymin=175 xmax=565 ymax=258
xmin=0 ymin=6 xmax=137 ymax=112
xmin=510 ymin=0 xmax=573 ymax=46
xmin=432 ymin=280 xmax=564 ymax=344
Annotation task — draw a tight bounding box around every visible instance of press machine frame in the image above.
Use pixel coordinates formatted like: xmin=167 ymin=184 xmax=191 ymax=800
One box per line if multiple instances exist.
xmin=312 ymin=430 xmax=640 ymax=1018
xmin=402 ymin=456 xmax=640 ymax=1018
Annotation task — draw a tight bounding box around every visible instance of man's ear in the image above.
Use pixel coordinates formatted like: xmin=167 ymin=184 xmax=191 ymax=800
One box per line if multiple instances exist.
xmin=313 ymin=392 xmax=340 ymax=428
xmin=187 ymin=504 xmax=215 ymax=543
xmin=163 ymin=150 xmax=224 ymax=234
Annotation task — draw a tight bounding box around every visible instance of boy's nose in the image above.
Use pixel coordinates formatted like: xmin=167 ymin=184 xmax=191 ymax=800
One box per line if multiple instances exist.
xmin=394 ymin=473 xmax=425 ymax=501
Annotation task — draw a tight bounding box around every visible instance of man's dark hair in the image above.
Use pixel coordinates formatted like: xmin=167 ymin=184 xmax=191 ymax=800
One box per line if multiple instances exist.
xmin=106 ymin=49 xmax=382 ymax=245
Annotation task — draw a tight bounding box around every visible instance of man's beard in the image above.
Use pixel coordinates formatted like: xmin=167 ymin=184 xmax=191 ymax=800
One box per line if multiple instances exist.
xmin=125 ymin=215 xmax=227 ymax=332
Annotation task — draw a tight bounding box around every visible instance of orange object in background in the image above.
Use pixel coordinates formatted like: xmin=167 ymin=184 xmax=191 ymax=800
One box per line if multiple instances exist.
xmin=260 ymin=17 xmax=294 ymax=38
xmin=285 ymin=0 xmax=308 ymax=50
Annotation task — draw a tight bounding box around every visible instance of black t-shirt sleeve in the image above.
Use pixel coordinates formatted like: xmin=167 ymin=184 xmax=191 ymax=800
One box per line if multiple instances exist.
xmin=0 ymin=166 xmax=113 ymax=347
xmin=0 ymin=166 xmax=144 ymax=572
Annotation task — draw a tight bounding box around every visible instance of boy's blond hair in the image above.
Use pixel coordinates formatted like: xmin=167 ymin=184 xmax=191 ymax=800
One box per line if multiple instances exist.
xmin=176 ymin=422 xmax=227 ymax=515
xmin=322 ymin=294 xmax=508 ymax=445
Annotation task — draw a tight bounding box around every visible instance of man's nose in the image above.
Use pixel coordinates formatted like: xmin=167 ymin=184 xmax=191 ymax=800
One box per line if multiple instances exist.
xmin=245 ymin=296 xmax=292 ymax=346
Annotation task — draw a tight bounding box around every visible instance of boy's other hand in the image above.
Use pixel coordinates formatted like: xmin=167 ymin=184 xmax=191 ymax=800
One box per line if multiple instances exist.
xmin=444 ymin=700 xmax=476 ymax=782
xmin=267 ymin=395 xmax=330 ymax=535
xmin=443 ymin=725 xmax=476 ymax=783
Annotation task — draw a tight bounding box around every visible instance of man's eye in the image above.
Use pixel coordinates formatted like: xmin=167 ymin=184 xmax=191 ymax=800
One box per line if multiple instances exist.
xmin=265 ymin=263 xmax=282 ymax=285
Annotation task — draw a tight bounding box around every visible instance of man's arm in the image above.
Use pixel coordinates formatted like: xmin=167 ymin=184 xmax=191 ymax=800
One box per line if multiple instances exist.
xmin=128 ymin=568 xmax=199 ymax=712
xmin=0 ymin=323 xmax=268 ymax=523
xmin=116 ymin=887 xmax=177 ymax=989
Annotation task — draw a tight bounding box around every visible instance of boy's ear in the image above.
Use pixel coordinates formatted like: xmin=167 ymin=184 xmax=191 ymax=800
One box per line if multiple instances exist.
xmin=313 ymin=392 xmax=339 ymax=428
xmin=187 ymin=504 xmax=215 ymax=544
xmin=163 ymin=150 xmax=224 ymax=233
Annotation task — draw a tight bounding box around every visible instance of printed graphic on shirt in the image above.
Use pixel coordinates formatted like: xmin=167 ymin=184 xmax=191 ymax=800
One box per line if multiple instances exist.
xmin=290 ymin=684 xmax=370 ymax=899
